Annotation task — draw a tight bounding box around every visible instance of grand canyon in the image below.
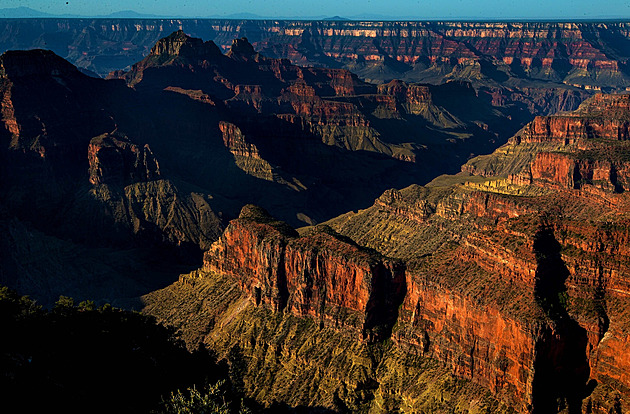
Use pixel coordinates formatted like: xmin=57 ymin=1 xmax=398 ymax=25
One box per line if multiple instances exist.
xmin=2 ymin=16 xmax=630 ymax=414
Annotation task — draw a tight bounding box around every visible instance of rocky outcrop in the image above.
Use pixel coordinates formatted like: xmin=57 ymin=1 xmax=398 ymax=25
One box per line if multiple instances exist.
xmin=148 ymin=29 xmax=223 ymax=61
xmin=226 ymin=37 xmax=258 ymax=61
xmin=463 ymin=94 xmax=630 ymax=199
xmin=514 ymin=115 xmax=630 ymax=145
xmin=203 ymin=205 xmax=405 ymax=338
xmin=88 ymin=132 xmax=161 ymax=186
xmin=528 ymin=151 xmax=630 ymax=192
xmin=514 ymin=95 xmax=630 ymax=145
xmin=219 ymin=121 xmax=261 ymax=159
xmin=0 ymin=48 xmax=79 ymax=79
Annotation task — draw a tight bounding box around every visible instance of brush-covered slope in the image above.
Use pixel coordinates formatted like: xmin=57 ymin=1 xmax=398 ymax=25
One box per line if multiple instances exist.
xmin=326 ymin=92 xmax=630 ymax=413
xmin=144 ymin=93 xmax=630 ymax=413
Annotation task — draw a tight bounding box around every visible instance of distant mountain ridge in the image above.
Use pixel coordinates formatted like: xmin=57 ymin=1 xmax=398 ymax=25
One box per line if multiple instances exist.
xmin=0 ymin=6 xmax=344 ymax=20
xmin=0 ymin=7 xmax=164 ymax=19
xmin=2 ymin=7 xmax=628 ymax=20
xmin=0 ymin=6 xmax=55 ymax=18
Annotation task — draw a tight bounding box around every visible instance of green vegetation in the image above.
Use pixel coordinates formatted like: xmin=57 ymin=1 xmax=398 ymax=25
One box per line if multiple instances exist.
xmin=157 ymin=380 xmax=253 ymax=414
xmin=573 ymin=140 xmax=630 ymax=162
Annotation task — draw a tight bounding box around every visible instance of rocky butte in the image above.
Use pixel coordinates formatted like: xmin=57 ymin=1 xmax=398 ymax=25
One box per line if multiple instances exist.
xmin=144 ymin=93 xmax=630 ymax=413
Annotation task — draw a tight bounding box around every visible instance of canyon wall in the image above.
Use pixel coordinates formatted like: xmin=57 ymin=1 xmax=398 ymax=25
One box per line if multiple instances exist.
xmin=1 ymin=19 xmax=628 ymax=91
xmin=146 ymin=93 xmax=630 ymax=413
xmin=203 ymin=205 xmax=406 ymax=339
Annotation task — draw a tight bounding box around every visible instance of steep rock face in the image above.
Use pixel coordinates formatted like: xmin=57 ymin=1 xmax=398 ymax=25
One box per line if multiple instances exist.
xmin=515 ymin=94 xmax=630 ymax=145
xmin=219 ymin=121 xmax=261 ymax=159
xmin=515 ymin=115 xmax=630 ymax=144
xmin=378 ymin=80 xmax=437 ymax=116
xmin=88 ymin=132 xmax=161 ymax=186
xmin=394 ymin=278 xmax=538 ymax=410
xmin=354 ymin=190 xmax=543 ymax=411
xmin=283 ymin=230 xmax=406 ymax=339
xmin=203 ymin=205 xmax=405 ymax=337
xmin=204 ymin=205 xmax=297 ymax=311
xmin=528 ymin=151 xmax=630 ymax=192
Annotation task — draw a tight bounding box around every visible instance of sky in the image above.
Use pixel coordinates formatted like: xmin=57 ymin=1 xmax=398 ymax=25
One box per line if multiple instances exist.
xmin=3 ymin=0 xmax=630 ymax=19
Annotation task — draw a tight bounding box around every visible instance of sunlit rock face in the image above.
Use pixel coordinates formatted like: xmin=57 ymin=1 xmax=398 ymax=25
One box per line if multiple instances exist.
xmin=143 ymin=92 xmax=630 ymax=413
xmin=203 ymin=205 xmax=406 ymax=340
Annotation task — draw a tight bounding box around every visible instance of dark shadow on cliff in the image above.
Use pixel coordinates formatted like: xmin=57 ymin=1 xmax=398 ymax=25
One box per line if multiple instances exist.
xmin=531 ymin=218 xmax=591 ymax=414
xmin=363 ymin=262 xmax=407 ymax=342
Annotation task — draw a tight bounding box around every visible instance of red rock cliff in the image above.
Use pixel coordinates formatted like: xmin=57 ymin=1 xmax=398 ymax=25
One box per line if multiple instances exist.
xmin=514 ymin=94 xmax=630 ymax=144
xmin=204 ymin=205 xmax=405 ymax=337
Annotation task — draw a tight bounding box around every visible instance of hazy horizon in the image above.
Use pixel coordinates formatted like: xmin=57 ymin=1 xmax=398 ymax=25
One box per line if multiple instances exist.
xmin=1 ymin=0 xmax=629 ymax=20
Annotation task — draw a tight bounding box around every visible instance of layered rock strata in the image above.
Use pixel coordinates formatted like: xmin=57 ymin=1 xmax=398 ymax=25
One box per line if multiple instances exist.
xmin=203 ymin=205 xmax=406 ymax=339
xmin=145 ymin=92 xmax=630 ymax=413
xmin=2 ymin=20 xmax=629 ymax=92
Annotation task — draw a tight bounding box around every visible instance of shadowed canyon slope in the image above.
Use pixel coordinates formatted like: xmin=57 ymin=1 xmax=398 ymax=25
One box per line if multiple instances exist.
xmin=0 ymin=31 xmax=533 ymax=305
xmin=144 ymin=93 xmax=630 ymax=413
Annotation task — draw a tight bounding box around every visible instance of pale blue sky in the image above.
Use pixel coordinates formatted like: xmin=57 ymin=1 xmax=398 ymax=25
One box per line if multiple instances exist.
xmin=3 ymin=0 xmax=630 ymax=19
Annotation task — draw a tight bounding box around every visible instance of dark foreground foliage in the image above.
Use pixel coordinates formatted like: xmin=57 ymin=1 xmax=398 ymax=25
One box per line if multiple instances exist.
xmin=0 ymin=286 xmax=247 ymax=414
